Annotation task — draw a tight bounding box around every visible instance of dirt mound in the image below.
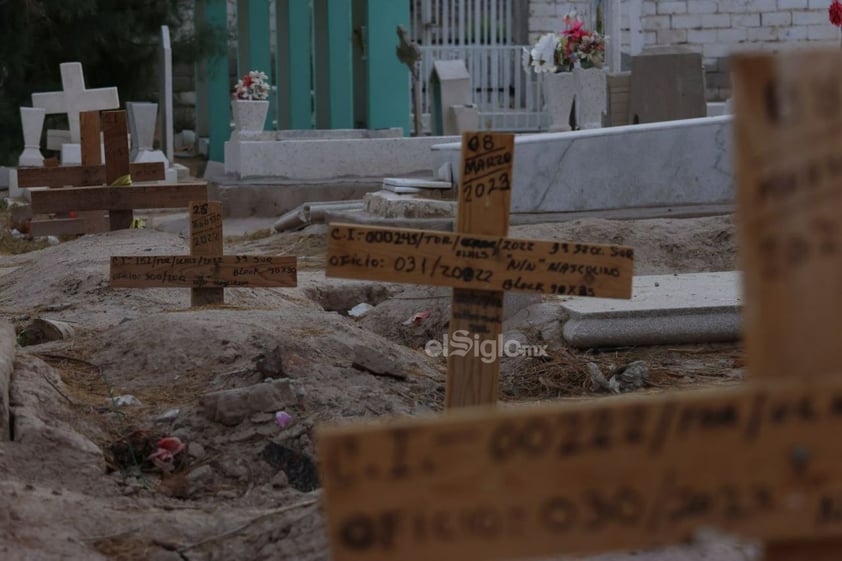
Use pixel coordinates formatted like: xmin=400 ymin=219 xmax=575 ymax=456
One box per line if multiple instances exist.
xmin=0 ymin=215 xmax=754 ymax=561
xmin=76 ymin=307 xmax=443 ymax=415
xmin=513 ymin=214 xmax=736 ymax=275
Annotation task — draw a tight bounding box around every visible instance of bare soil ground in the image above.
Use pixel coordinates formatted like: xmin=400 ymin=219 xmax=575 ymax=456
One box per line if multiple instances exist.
xmin=0 ymin=213 xmax=758 ymax=561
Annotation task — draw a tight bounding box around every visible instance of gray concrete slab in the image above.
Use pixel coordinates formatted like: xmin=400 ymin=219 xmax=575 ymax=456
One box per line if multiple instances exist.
xmin=432 ymin=116 xmax=733 ymax=215
xmin=138 ymin=210 xmax=277 ymax=238
xmin=561 ymin=271 xmax=741 ymax=348
xmin=509 ymin=202 xmax=734 ymax=224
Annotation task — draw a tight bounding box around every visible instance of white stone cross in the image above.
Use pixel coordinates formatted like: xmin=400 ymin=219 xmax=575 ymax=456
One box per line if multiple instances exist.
xmin=31 ymin=62 xmax=120 ymax=144
xmin=159 ymin=26 xmax=175 ymax=163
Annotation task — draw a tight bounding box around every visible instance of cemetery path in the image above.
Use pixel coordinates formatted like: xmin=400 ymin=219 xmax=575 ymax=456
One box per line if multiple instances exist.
xmin=0 ymin=214 xmax=755 ymax=560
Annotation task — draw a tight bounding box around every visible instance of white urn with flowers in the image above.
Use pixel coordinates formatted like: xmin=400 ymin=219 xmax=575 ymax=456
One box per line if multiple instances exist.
xmin=523 ymin=12 xmax=607 ymax=132
xmin=231 ymin=70 xmax=271 ymax=138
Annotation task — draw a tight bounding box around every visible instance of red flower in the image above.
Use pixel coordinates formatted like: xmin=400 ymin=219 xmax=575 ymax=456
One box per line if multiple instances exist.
xmin=242 ymin=75 xmax=253 ymax=87
xmin=157 ymin=436 xmax=186 ymax=455
xmin=563 ymin=19 xmax=586 ymax=41
xmin=831 ymin=0 xmax=842 ymax=27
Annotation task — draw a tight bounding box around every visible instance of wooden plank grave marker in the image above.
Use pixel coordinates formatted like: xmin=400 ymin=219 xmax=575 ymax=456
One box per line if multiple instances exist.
xmin=450 ymin=133 xmax=511 ymax=409
xmin=24 ymin=110 xmax=111 ymax=235
xmin=316 ymin=50 xmax=842 ymax=561
xmin=102 ymin=109 xmax=133 ymax=230
xmin=110 ymin=200 xmax=297 ymax=305
xmin=189 ymin=200 xmax=225 ymax=306
xmin=80 ymin=109 xmax=102 ymax=166
xmin=732 ymin=50 xmax=842 ymax=561
xmin=20 ymin=110 xmax=203 ymax=234
xmin=327 ymin=132 xmax=634 ymax=409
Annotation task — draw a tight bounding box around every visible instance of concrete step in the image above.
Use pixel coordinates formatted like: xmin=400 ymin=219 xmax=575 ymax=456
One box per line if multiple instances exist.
xmin=382 ymin=177 xmax=452 ymax=194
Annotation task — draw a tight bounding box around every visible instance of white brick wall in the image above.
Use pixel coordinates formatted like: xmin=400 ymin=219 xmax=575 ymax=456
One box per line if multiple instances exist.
xmin=529 ymin=0 xmax=842 ymax=99
xmin=528 ymin=0 xmax=595 ymax=38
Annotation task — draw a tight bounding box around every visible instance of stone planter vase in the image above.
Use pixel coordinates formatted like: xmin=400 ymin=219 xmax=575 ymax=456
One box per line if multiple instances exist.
xmin=19 ymin=107 xmax=46 ymax=167
xmin=542 ymin=67 xmax=608 ymax=131
xmin=127 ymin=102 xmax=159 ymax=161
xmin=542 ymin=72 xmax=577 ymax=132
xmin=231 ymin=99 xmax=269 ymax=138
xmin=573 ymin=66 xmax=608 ymax=130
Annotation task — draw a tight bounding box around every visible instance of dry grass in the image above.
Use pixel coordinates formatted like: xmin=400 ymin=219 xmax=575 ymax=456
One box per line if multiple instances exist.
xmin=92 ymin=536 xmax=154 ymax=561
xmin=0 ymin=201 xmax=51 ymax=255
xmin=225 ymin=227 xmax=273 ymax=243
xmin=502 ymin=342 xmax=744 ymax=402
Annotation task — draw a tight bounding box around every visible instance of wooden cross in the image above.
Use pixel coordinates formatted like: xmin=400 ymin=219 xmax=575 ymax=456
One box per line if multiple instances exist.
xmin=315 ymin=50 xmax=842 ymax=561
xmin=20 ymin=110 xmax=206 ymax=234
xmin=327 ymin=132 xmax=634 ymax=408
xmin=110 ymin=201 xmax=298 ymax=307
xmin=18 ymin=110 xmax=166 ymax=235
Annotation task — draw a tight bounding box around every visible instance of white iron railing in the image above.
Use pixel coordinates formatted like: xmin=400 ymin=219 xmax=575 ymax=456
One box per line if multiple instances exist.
xmin=411 ymin=0 xmax=547 ymax=132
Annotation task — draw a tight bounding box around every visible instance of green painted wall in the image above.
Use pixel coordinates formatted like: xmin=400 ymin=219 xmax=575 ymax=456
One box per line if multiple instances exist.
xmin=196 ymin=0 xmax=230 ymax=162
xmin=277 ymin=0 xmax=313 ymax=129
xmin=365 ymin=0 xmax=410 ymax=134
xmin=237 ymin=0 xmax=273 ymax=129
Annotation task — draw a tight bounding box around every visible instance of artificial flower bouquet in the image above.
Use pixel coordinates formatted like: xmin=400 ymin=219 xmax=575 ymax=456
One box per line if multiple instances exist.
xmin=523 ymin=12 xmax=606 ymax=74
xmin=233 ymin=70 xmax=271 ymax=100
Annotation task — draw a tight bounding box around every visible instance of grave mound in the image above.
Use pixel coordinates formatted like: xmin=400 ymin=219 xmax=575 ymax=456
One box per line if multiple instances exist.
xmin=75 ymin=308 xmax=443 ymax=414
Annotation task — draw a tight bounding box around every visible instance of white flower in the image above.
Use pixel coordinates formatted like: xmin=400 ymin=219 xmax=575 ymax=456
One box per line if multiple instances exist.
xmin=234 ymin=69 xmax=271 ymax=100
xmin=521 ymin=47 xmax=532 ymax=73
xmin=530 ymin=33 xmax=559 ymax=73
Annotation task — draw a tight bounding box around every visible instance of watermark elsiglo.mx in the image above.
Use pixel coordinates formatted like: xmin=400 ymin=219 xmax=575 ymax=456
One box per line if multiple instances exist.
xmin=425 ymin=330 xmax=549 ymax=364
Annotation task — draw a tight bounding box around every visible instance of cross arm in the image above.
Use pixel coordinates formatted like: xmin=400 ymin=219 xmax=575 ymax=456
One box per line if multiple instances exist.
xmin=317 ymin=375 xmax=842 ymax=561
xmin=17 ymin=165 xmax=105 ymax=189
xmin=76 ymin=87 xmax=120 ymax=112
xmin=326 ymin=223 xmax=634 ymax=299
xmin=30 ymin=183 xmax=207 ymax=213
xmin=110 ymin=255 xmax=297 ymax=288
xmin=17 ymin=162 xmax=164 ymax=189
xmin=31 ymin=91 xmax=67 ymax=114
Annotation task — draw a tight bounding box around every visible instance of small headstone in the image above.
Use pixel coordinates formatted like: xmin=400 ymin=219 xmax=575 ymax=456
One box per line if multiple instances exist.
xmin=18 ymin=107 xmax=46 ymax=168
xmin=450 ymin=104 xmax=480 ymax=133
xmin=628 ymin=47 xmax=706 ymax=124
xmin=127 ymin=102 xmax=168 ymax=165
xmin=8 ymin=170 xmax=21 ymax=199
xmin=606 ymin=71 xmax=631 ymax=126
xmin=60 ymin=143 xmax=105 ymax=166
xmin=430 ymin=60 xmax=474 ymax=135
xmin=46 ymin=130 xmax=72 ymax=152
xmin=574 ymin=67 xmax=608 ymax=129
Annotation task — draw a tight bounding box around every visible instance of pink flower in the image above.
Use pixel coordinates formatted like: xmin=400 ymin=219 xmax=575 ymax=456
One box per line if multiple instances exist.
xmin=563 ymin=19 xmax=586 ymax=40
xmin=157 ymin=437 xmax=186 ymax=455
xmin=147 ymin=448 xmax=175 ymax=471
xmin=146 ymin=437 xmax=186 ymax=472
xmin=275 ymin=411 xmax=293 ymax=428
